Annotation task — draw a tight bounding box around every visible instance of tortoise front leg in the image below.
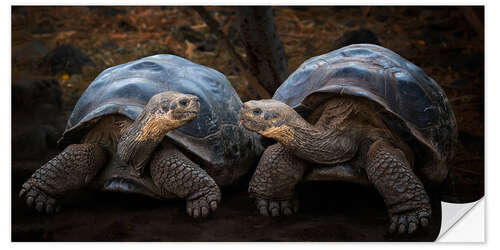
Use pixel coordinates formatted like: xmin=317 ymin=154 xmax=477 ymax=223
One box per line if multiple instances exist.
xmin=150 ymin=143 xmax=221 ymax=219
xmin=365 ymin=140 xmax=431 ymax=234
xmin=19 ymin=143 xmax=107 ymax=213
xmin=249 ymin=143 xmax=307 ymax=216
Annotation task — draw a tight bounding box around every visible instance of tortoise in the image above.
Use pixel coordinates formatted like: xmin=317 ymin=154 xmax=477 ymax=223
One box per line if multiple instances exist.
xmin=19 ymin=54 xmax=264 ymax=218
xmin=240 ymin=44 xmax=457 ymax=234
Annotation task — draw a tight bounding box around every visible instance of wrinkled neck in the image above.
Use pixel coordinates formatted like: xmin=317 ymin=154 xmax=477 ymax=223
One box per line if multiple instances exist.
xmin=277 ymin=115 xmax=360 ymax=164
xmin=117 ymin=111 xmax=172 ymax=174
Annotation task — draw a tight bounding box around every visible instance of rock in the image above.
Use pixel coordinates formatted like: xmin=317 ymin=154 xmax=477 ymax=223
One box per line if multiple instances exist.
xmin=12 ymin=40 xmax=49 ymax=67
xmin=12 ymin=78 xmax=62 ymax=114
xmin=41 ymin=45 xmax=95 ymax=75
xmin=333 ymin=28 xmax=380 ymax=50
xmin=12 ymin=79 xmax=64 ymax=160
xmin=12 ymin=125 xmax=59 ymax=160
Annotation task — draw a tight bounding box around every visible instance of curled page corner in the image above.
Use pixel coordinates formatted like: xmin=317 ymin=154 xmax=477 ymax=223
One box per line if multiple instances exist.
xmin=436 ymin=198 xmax=484 ymax=242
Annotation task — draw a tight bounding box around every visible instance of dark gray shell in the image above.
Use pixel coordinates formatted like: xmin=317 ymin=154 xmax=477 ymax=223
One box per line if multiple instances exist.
xmin=58 ymin=55 xmax=263 ymax=185
xmin=273 ymin=44 xmax=457 ymax=183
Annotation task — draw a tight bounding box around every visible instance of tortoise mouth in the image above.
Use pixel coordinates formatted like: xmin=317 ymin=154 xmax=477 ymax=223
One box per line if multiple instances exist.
xmin=240 ymin=118 xmax=267 ymax=133
xmin=171 ymin=110 xmax=198 ymax=121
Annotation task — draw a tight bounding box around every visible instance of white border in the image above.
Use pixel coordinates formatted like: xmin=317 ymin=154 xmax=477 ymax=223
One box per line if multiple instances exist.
xmin=4 ymin=0 xmax=495 ymax=248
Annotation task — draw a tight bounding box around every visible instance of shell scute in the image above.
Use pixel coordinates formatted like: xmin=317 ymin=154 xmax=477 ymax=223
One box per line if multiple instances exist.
xmin=274 ymin=44 xmax=457 ymax=183
xmin=58 ymin=55 xmax=263 ymax=180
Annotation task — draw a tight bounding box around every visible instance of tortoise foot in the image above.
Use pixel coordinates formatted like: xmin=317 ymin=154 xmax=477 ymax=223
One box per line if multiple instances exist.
xmin=389 ymin=208 xmax=431 ymax=234
xmin=19 ymin=182 xmax=60 ymax=214
xmin=255 ymin=197 xmax=298 ymax=217
xmin=186 ymin=187 xmax=221 ymax=219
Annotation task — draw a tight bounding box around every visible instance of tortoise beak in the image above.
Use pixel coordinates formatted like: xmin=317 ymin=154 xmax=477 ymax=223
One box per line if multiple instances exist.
xmin=240 ymin=101 xmax=262 ymax=131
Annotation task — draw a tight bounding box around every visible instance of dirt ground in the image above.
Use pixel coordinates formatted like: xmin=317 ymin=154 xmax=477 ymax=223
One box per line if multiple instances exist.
xmin=11 ymin=6 xmax=483 ymax=241
xmin=12 ymin=160 xmax=442 ymax=241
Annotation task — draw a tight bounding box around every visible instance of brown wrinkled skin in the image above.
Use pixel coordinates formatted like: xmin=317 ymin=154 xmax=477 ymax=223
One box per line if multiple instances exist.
xmin=150 ymin=143 xmax=221 ymax=219
xmin=19 ymin=143 xmax=107 ymax=213
xmin=249 ymin=143 xmax=306 ymax=216
xmin=242 ymin=96 xmax=431 ymax=235
xmin=19 ymin=92 xmax=223 ymax=218
xmin=366 ymin=140 xmax=431 ymax=234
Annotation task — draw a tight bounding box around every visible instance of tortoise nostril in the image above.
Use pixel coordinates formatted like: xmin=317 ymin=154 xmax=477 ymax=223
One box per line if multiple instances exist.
xmin=252 ymin=108 xmax=262 ymax=116
xmin=179 ymin=99 xmax=189 ymax=107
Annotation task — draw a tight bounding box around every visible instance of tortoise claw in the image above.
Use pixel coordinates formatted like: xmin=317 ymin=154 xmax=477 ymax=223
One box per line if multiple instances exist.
xmin=18 ymin=188 xmax=26 ymax=198
xmin=421 ymin=217 xmax=429 ymax=228
xmin=186 ymin=188 xmax=221 ymax=219
xmin=255 ymin=197 xmax=298 ymax=217
xmin=389 ymin=209 xmax=431 ymax=235
xmin=19 ymin=181 xmax=59 ymax=214
xmin=408 ymin=222 xmax=417 ymax=234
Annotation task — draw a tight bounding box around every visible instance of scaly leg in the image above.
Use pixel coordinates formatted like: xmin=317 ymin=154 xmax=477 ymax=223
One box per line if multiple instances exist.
xmin=365 ymin=140 xmax=432 ymax=234
xmin=19 ymin=143 xmax=107 ymax=213
xmin=249 ymin=143 xmax=307 ymax=216
xmin=150 ymin=143 xmax=221 ymax=219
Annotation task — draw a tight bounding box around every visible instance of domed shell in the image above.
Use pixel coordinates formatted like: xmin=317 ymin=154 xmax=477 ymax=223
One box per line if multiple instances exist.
xmin=58 ymin=55 xmax=262 ymax=184
xmin=273 ymin=44 xmax=457 ymax=184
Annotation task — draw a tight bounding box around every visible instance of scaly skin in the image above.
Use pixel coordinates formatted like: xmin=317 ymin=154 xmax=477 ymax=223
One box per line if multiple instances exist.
xmin=19 ymin=143 xmax=107 ymax=213
xmin=366 ymin=140 xmax=431 ymax=234
xmin=249 ymin=143 xmax=306 ymax=216
xmin=241 ymin=97 xmax=433 ymax=234
xmin=150 ymin=143 xmax=221 ymax=218
xmin=19 ymin=91 xmax=203 ymax=217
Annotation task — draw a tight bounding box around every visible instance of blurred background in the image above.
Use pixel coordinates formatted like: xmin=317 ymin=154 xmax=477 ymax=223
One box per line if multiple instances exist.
xmin=11 ymin=6 xmax=483 ymax=241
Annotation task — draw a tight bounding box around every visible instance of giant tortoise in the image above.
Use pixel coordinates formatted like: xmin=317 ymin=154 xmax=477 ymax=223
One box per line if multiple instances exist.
xmin=20 ymin=54 xmax=263 ymax=218
xmin=240 ymin=44 xmax=457 ymax=234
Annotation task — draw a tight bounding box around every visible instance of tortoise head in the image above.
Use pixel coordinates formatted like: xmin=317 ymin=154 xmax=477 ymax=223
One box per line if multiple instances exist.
xmin=141 ymin=91 xmax=201 ymax=132
xmin=117 ymin=91 xmax=200 ymax=174
xmin=240 ymin=99 xmax=297 ymax=140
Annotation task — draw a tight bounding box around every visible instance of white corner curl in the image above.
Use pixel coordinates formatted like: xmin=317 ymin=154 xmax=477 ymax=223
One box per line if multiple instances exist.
xmin=437 ymin=198 xmax=484 ymax=242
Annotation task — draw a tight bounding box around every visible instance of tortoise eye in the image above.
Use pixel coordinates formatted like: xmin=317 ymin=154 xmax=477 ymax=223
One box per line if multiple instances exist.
xmin=179 ymin=98 xmax=189 ymax=107
xmin=252 ymin=108 xmax=262 ymax=116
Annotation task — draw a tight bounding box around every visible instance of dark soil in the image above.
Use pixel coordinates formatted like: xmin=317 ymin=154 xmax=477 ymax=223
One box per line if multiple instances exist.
xmin=11 ymin=6 xmax=483 ymax=241
xmin=12 ymin=161 xmax=442 ymax=241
